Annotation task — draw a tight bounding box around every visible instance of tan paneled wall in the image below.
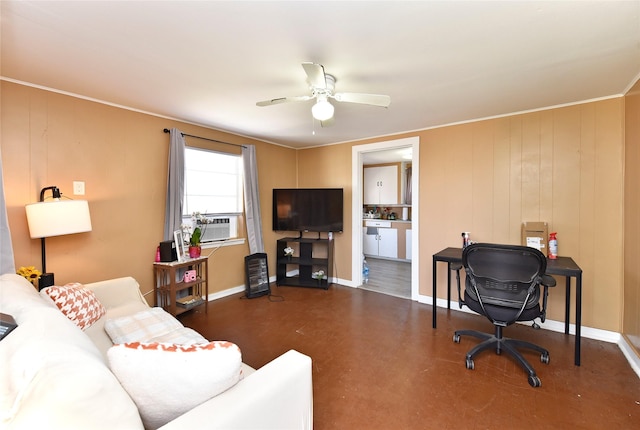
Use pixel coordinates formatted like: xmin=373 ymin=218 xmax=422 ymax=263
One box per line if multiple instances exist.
xmin=2 ymin=80 xmax=627 ymax=333
xmin=299 ymin=100 xmax=625 ymax=332
xmin=1 ymin=81 xmax=297 ymax=299
xmin=419 ymin=100 xmax=624 ymax=331
xmin=624 ymin=80 xmax=640 ymax=352
xmin=295 ymin=143 xmax=354 ymax=275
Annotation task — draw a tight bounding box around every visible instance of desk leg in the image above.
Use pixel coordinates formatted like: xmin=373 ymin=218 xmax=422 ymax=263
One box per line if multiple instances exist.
xmin=575 ymin=274 xmax=582 ymax=366
xmin=432 ymin=257 xmax=437 ymax=328
xmin=564 ymin=276 xmax=571 ymax=335
xmin=447 ymin=268 xmax=453 ymax=312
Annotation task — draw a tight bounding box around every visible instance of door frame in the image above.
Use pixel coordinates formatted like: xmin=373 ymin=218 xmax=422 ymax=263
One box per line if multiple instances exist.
xmin=351 ymin=136 xmax=420 ymax=300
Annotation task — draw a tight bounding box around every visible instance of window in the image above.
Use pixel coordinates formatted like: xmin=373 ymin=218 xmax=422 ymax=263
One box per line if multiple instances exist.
xmin=183 ymin=147 xmax=243 ymax=242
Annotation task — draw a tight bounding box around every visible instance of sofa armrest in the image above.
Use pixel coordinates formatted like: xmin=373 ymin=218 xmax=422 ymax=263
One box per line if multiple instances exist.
xmin=84 ymin=276 xmax=149 ymax=309
xmin=159 ymin=350 xmax=313 ymax=430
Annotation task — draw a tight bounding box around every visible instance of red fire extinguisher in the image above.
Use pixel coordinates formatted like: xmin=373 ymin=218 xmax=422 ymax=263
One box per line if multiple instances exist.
xmin=548 ymin=232 xmax=558 ymax=259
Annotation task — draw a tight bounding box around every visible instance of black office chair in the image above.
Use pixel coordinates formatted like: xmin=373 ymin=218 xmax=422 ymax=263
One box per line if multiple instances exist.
xmin=453 ymin=243 xmax=556 ymax=387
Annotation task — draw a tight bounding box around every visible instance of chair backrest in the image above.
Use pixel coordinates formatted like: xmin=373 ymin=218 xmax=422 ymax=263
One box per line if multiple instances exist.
xmin=463 ymin=243 xmax=546 ymax=311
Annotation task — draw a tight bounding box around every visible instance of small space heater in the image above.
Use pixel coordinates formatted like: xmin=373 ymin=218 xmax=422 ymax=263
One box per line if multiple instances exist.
xmin=244 ymin=253 xmax=270 ymax=298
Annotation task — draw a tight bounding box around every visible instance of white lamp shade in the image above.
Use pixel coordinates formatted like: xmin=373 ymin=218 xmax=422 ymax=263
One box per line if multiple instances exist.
xmin=311 ymin=99 xmax=334 ymax=121
xmin=25 ymin=200 xmax=92 ymax=239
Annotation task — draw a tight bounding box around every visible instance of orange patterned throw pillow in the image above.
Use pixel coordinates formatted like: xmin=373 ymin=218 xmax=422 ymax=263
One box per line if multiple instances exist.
xmin=41 ymin=283 xmax=106 ymax=330
xmin=108 ymin=341 xmax=242 ymax=429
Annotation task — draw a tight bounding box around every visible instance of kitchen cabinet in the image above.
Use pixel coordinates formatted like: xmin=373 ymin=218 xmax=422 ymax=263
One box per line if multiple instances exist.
xmin=364 ymin=165 xmax=398 ymax=205
xmin=363 ymin=223 xmax=398 ymax=259
xmin=363 ymin=229 xmax=378 ymax=256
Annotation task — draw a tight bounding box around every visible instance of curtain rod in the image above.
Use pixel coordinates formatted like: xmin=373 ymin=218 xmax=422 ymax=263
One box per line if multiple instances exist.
xmin=163 ymin=128 xmax=246 ymax=148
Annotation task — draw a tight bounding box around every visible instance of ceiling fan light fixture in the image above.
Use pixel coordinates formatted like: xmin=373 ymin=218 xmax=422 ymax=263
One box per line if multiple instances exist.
xmin=256 ymin=63 xmax=390 ymax=125
xmin=312 ymin=98 xmax=334 ymax=121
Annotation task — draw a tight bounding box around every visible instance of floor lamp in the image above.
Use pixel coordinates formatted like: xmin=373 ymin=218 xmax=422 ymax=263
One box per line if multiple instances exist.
xmin=25 ymin=186 xmax=92 ymax=290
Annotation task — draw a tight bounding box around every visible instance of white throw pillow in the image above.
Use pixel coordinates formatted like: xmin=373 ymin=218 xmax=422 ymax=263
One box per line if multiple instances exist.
xmin=104 ymin=307 xmax=206 ymax=345
xmin=107 ymin=341 xmax=242 ymax=430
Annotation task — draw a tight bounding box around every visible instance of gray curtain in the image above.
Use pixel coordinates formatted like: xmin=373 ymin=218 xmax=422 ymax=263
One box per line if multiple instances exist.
xmin=242 ymin=145 xmax=264 ymax=254
xmin=404 ymin=166 xmax=412 ymax=205
xmin=0 ymin=146 xmax=16 ymax=274
xmin=164 ymin=128 xmax=185 ymax=241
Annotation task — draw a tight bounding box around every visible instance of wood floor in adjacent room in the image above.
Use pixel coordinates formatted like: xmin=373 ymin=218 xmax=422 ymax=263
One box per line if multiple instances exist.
xmin=180 ymin=283 xmax=640 ymax=430
xmin=360 ymin=257 xmax=411 ymax=299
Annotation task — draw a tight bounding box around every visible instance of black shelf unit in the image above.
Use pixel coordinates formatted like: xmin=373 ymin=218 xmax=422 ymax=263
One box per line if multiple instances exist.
xmin=276 ymin=237 xmax=333 ymax=289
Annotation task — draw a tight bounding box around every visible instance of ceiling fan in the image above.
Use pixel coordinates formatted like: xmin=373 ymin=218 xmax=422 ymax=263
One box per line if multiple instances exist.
xmin=256 ymin=62 xmax=391 ymax=125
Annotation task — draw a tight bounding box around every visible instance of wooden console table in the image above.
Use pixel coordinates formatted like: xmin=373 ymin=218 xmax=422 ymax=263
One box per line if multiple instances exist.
xmin=153 ymin=256 xmax=208 ymax=316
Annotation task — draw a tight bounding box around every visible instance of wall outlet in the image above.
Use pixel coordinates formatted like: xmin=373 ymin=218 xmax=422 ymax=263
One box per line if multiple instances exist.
xmin=73 ymin=181 xmax=85 ymax=195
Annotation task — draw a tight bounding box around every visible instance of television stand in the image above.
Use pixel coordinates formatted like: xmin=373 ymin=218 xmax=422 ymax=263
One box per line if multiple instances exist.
xmin=295 ymin=231 xmax=322 ymax=239
xmin=276 ymin=236 xmax=333 ymax=289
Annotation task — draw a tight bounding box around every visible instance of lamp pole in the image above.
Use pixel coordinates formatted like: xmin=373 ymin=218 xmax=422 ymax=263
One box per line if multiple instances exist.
xmin=38 ymin=186 xmax=60 ymax=288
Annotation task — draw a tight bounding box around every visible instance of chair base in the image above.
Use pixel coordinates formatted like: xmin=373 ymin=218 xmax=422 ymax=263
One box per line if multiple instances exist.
xmin=453 ymin=326 xmax=549 ymax=387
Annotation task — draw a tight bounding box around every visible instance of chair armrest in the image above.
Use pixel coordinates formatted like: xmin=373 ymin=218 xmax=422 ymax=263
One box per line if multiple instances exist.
xmin=539 ymin=274 xmax=556 ymax=323
xmin=159 ymin=349 xmax=313 ymax=430
xmin=541 ymin=274 xmax=556 ymax=288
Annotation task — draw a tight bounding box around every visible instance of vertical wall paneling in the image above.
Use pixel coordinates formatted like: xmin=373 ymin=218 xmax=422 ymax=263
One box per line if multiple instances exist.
xmin=539 ymin=110 xmax=554 ymax=223
xmin=1 ymin=82 xmax=292 ymax=297
xmin=508 ymin=117 xmax=524 ymax=241
xmin=492 ymin=119 xmax=511 ymax=243
xmin=422 ymin=100 xmax=624 ymax=331
xmin=1 ymin=80 xmax=631 ymax=335
xmin=471 ymin=120 xmax=493 ymax=241
xmin=624 ymin=80 xmax=640 ymax=353
xmin=520 ymin=112 xmax=542 ymax=220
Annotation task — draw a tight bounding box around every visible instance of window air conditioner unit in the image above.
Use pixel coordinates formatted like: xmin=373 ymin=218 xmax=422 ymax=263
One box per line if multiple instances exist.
xmin=200 ymin=218 xmax=231 ymax=242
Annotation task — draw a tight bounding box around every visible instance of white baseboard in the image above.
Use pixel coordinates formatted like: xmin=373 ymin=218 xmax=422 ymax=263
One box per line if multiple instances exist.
xmin=618 ymin=335 xmax=640 ymax=378
xmin=207 ymin=276 xmax=351 ymax=302
xmin=207 ymin=285 xmax=245 ymax=301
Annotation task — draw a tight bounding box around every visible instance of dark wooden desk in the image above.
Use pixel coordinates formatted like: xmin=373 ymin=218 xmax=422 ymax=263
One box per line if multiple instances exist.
xmin=432 ymin=247 xmax=583 ymax=366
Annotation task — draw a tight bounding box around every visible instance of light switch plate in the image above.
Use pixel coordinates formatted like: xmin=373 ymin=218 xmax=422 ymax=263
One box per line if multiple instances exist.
xmin=73 ymin=181 xmax=85 ymax=195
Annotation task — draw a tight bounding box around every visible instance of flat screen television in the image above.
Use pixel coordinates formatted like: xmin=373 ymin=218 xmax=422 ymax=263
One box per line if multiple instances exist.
xmin=272 ymin=188 xmax=343 ymax=233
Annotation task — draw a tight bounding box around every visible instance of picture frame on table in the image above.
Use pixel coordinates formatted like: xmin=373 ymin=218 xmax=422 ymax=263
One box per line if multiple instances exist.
xmin=173 ymin=230 xmax=187 ymax=262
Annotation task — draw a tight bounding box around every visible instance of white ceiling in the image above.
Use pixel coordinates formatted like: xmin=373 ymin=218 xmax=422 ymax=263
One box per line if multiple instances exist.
xmin=2 ymin=1 xmax=639 ymax=150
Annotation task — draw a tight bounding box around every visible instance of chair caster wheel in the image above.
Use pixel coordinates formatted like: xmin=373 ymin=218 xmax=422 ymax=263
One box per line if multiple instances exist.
xmin=541 ymin=352 xmax=550 ymax=364
xmin=453 ymin=334 xmax=460 ymax=343
xmin=528 ymin=375 xmax=541 ymax=387
xmin=465 ymin=358 xmax=474 ymax=370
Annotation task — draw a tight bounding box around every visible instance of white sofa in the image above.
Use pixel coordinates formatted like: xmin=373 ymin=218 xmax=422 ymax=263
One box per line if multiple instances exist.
xmin=0 ymin=274 xmax=313 ymax=429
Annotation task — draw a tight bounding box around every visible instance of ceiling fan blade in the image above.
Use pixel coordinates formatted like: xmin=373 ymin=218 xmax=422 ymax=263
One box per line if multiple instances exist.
xmin=256 ymin=95 xmax=313 ymax=107
xmin=333 ymin=92 xmax=391 ymax=107
xmin=302 ymin=62 xmax=327 ymax=89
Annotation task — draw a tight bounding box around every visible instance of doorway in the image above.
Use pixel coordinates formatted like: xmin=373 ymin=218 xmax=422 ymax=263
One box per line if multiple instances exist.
xmin=351 ymin=137 xmax=419 ymax=300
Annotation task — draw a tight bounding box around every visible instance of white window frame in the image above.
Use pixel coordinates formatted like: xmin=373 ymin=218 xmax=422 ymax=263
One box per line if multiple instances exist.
xmin=182 ymin=146 xmax=243 ymax=245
